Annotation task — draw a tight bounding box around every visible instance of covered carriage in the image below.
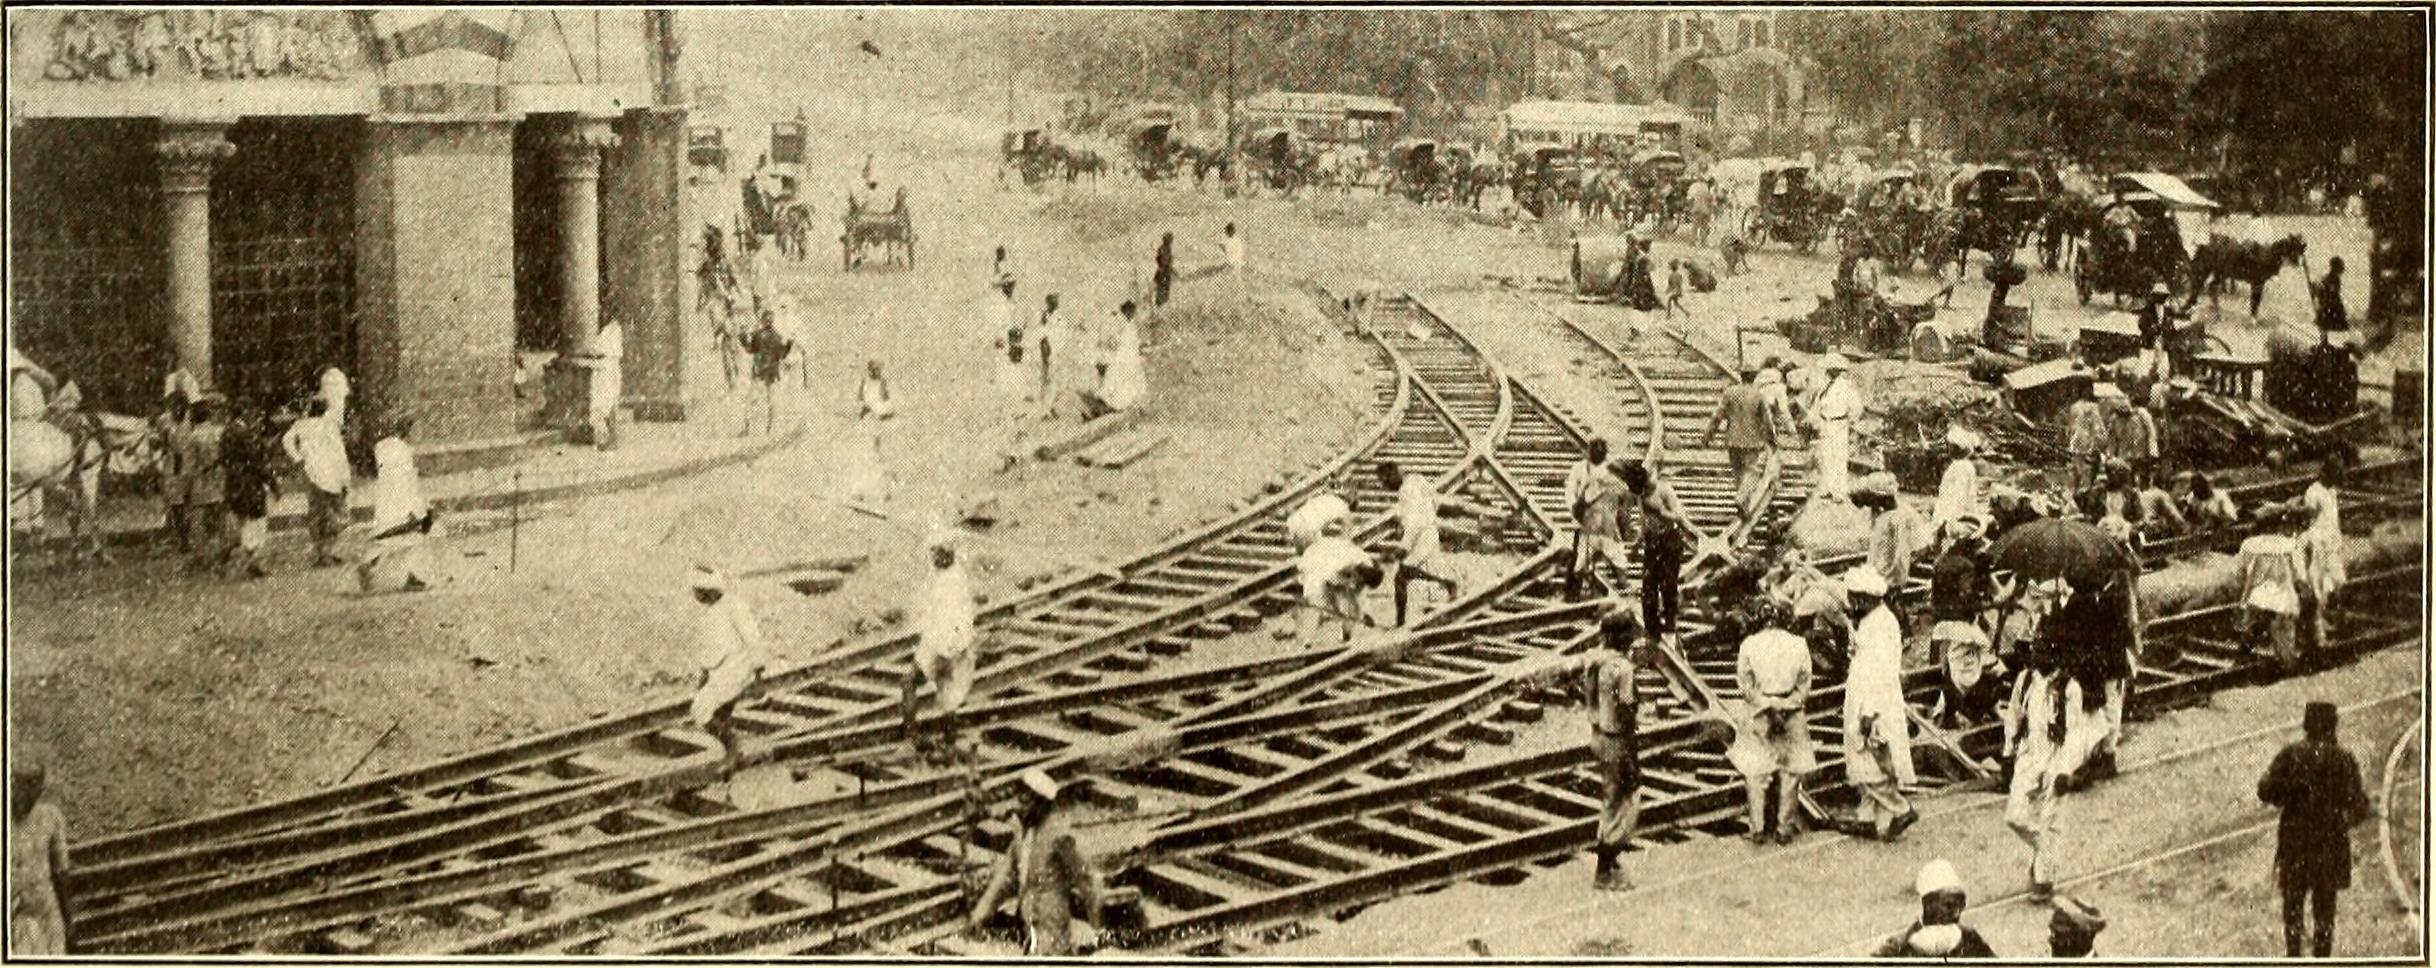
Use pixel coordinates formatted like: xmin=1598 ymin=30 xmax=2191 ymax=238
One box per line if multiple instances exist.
xmin=1944 ymin=163 xmax=2048 ymax=256
xmin=2075 ymin=172 xmax=2217 ymax=307
xmin=686 ymin=125 xmax=729 ymax=173
xmin=1510 ymin=142 xmax=1581 ymax=218
xmin=1744 ymin=162 xmax=1824 ymax=251
xmin=841 ymin=188 xmax=916 ymax=271
xmin=1243 ymin=126 xmax=1315 ymax=194
xmin=1846 ymin=167 xmax=1931 ymax=265
xmin=1385 ymin=138 xmax=1455 ymax=203
xmin=1129 ymin=119 xmax=1180 ymax=183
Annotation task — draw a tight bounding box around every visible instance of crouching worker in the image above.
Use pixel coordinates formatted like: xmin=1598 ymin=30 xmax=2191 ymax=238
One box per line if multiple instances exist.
xmin=1298 ymin=522 xmax=1385 ymax=647
xmin=967 ymin=769 xmax=1107 ymax=956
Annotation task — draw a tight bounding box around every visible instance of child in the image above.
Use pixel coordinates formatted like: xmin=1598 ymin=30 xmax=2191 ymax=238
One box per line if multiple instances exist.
xmin=1665 ymin=259 xmax=1690 ymax=321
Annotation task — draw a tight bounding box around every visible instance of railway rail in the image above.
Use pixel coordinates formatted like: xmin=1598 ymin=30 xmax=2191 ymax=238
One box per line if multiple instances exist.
xmin=67 ymin=282 xmax=2422 ymax=957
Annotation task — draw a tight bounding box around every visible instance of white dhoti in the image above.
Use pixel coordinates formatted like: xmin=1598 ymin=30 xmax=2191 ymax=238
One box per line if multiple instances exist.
xmin=691 ymin=657 xmax=759 ymax=726
xmin=913 ymin=639 xmax=978 ymax=712
xmin=1813 ymin=422 xmax=1850 ymax=500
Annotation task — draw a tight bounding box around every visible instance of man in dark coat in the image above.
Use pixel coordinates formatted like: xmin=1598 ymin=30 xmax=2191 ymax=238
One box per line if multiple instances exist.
xmin=2257 ymin=700 xmax=2370 ymax=957
xmin=2314 ymin=257 xmax=2350 ymax=335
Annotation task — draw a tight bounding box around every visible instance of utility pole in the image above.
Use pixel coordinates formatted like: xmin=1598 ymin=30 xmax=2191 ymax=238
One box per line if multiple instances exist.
xmin=1225 ymin=14 xmax=1240 ymax=186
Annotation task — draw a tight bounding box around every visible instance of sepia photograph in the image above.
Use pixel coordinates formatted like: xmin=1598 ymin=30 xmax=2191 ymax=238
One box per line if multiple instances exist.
xmin=3 ymin=4 xmax=2427 ymax=959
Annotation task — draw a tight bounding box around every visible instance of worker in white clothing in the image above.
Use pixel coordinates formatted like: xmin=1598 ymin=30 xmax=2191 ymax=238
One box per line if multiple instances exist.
xmin=590 ymin=317 xmax=624 ymax=450
xmin=1728 ymin=608 xmax=1818 ymax=846
xmin=1838 ymin=567 xmax=1920 ymax=841
xmin=1563 ymin=438 xmax=1631 ymax=601
xmin=1286 ymin=486 xmax=1354 ymax=553
xmin=904 ymin=527 xmax=979 ymax=761
xmin=688 ymin=564 xmax=768 ymax=776
xmin=1808 ymin=354 xmax=1857 ymax=503
xmin=1932 ymin=426 xmax=1983 ymax=532
xmin=1297 ymin=520 xmax=1384 ymax=647
xmin=1378 ymin=461 xmax=1487 ymax=626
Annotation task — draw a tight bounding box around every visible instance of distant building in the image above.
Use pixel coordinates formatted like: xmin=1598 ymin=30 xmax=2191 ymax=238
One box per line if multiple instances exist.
xmin=1538 ymin=10 xmax=1816 ymax=144
xmin=8 ymin=10 xmax=700 ymax=451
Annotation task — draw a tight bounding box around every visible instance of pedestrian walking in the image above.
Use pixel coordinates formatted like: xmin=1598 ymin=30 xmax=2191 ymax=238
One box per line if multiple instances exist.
xmin=176 ymin=396 xmax=229 ymax=572
xmin=1728 ymin=609 xmax=1817 ymax=845
xmin=2104 ymin=388 xmax=2160 ymax=486
xmin=2002 ymin=593 xmax=2085 ymax=904
xmin=221 ymin=406 xmax=278 ymax=580
xmin=2293 ymin=454 xmax=2348 ymax=657
xmin=1585 ymin=608 xmax=1643 ymax=890
xmin=1085 ymin=301 xmax=1148 ymax=417
xmin=966 ymin=769 xmax=1108 ymax=956
xmin=357 ymin=415 xmax=435 ymax=593
xmin=845 ymin=361 xmax=895 ymax=508
xmin=1701 ymin=367 xmax=1780 ymax=524
xmin=905 ymin=528 xmax=978 ymax=761
xmin=1562 ymin=438 xmax=1630 ymax=601
xmin=280 ymin=397 xmax=351 ymax=568
xmin=2257 ymin=701 xmax=2371 ymax=958
xmin=1153 ymin=232 xmax=1177 ymax=306
xmin=1808 ymin=354 xmax=1856 ymax=502
xmin=9 ymin=750 xmax=73 ymax=955
xmin=688 ymin=564 xmax=766 ymax=776
xmin=1664 ymin=259 xmax=1690 ymax=321
xmin=591 ymin=317 xmax=624 ymax=450
xmin=1034 ymin=293 xmax=1071 ymax=419
xmin=1839 ymin=568 xmax=1920 ymax=842
xmin=2049 ymin=895 xmax=2107 ymax=957
xmin=1218 ymin=222 xmax=1246 ymax=276
xmin=1873 ymin=859 xmax=1996 ymax=958
xmin=738 ymin=311 xmax=791 ymax=436
xmin=1620 ymin=461 xmax=1697 ymax=646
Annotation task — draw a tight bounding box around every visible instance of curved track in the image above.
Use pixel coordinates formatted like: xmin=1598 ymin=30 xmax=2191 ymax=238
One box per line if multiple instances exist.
xmin=72 ymin=281 xmax=2423 ymax=957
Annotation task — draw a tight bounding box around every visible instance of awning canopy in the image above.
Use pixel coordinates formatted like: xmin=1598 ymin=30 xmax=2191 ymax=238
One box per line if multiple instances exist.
xmin=2107 ymin=172 xmax=2218 ymax=210
xmin=1501 ymin=100 xmax=1692 ymax=138
xmin=1246 ymin=90 xmax=1404 ymax=121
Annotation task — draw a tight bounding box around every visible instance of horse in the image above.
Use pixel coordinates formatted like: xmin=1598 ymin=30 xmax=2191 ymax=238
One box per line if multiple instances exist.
xmin=9 ymin=388 xmax=151 ymax=564
xmin=1062 ymin=149 xmax=1105 ymax=185
xmin=2187 ymin=233 xmax=2307 ymax=318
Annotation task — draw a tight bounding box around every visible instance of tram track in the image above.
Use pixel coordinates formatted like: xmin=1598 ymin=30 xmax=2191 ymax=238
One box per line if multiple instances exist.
xmin=71 ymin=280 xmax=2422 ymax=957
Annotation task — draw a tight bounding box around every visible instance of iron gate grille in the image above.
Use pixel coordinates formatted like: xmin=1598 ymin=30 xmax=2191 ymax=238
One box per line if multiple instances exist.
xmin=209 ymin=118 xmax=358 ymax=412
xmin=8 ymin=119 xmax=165 ymax=413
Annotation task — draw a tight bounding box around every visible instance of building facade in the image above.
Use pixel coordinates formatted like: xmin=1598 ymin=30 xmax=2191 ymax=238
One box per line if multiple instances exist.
xmin=1541 ymin=10 xmax=1816 ymax=145
xmin=7 ymin=9 xmax=699 ymax=451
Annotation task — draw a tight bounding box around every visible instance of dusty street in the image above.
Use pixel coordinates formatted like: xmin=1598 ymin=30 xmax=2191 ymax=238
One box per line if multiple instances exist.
xmin=6 ymin=9 xmax=2422 ymax=960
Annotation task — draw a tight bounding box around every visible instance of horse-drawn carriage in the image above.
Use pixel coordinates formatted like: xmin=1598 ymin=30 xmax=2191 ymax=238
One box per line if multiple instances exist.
xmin=1243 ymin=126 xmax=1315 ymax=195
xmin=1744 ymin=162 xmax=1826 ymax=252
xmin=1384 ymin=138 xmax=1456 ymax=204
xmin=2075 ymin=172 xmax=2216 ymax=307
xmin=1511 ymin=142 xmax=1581 ymax=219
xmin=841 ymin=188 xmax=915 ymax=271
xmin=1002 ymin=127 xmax=1060 ymax=187
xmin=741 ymin=118 xmax=817 ymax=261
xmin=1846 ymin=168 xmax=1931 ymax=267
xmin=686 ymin=125 xmax=729 ymax=174
xmin=1128 ymin=119 xmax=1180 ymax=183
xmin=1624 ymin=148 xmax=1687 ymax=226
xmin=1938 ymin=163 xmax=2048 ymax=263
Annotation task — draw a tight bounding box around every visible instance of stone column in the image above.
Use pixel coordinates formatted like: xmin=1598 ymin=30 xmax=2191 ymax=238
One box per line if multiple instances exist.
xmin=157 ymin=120 xmax=235 ymax=392
xmin=543 ymin=114 xmax=620 ymax=437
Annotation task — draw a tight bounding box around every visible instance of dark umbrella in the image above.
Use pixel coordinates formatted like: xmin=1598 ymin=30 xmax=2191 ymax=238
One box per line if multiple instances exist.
xmin=1986 ymin=516 xmax=2136 ymax=590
